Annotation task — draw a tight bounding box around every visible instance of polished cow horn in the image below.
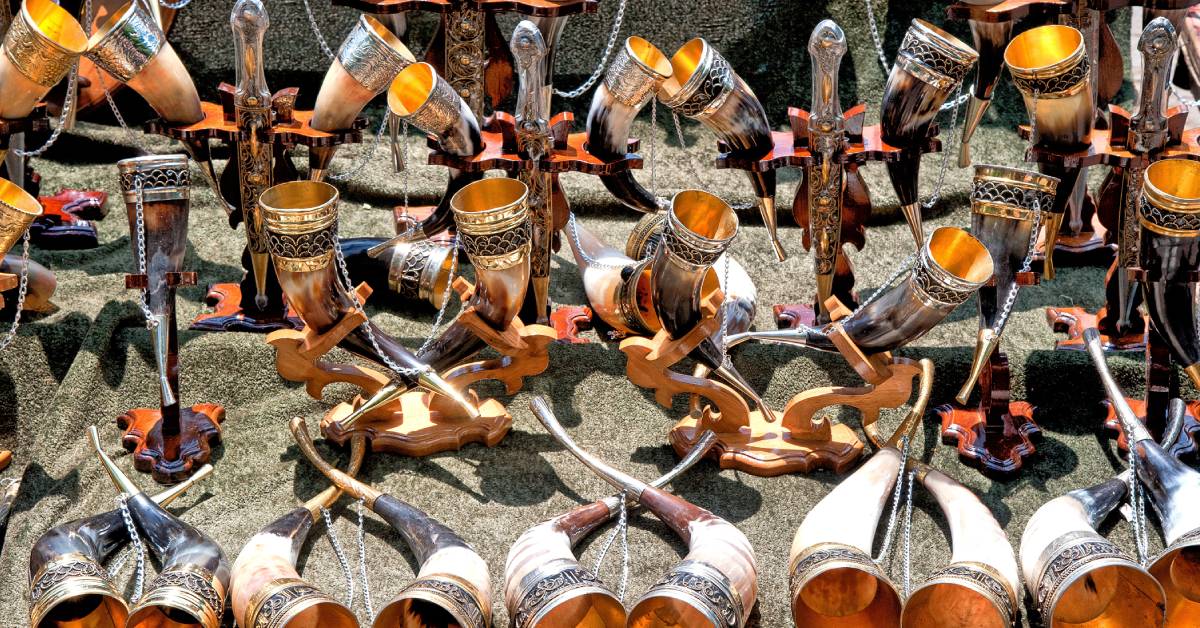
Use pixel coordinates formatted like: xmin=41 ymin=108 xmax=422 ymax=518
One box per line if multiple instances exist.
xmin=1139 ymin=158 xmax=1200 ymax=389
xmin=658 ymin=38 xmax=785 ymax=261
xmin=789 ymin=448 xmax=903 ymax=626
xmin=0 ymin=176 xmax=43 ymax=258
xmin=504 ymin=431 xmax=717 ymax=628
xmin=1 ymin=254 xmax=56 ymax=313
xmin=728 ymin=226 xmax=992 ymax=355
xmin=530 ymin=397 xmax=757 ymax=628
xmin=958 ymin=3 xmax=1014 ymax=167
xmin=339 ymin=177 xmax=530 ymax=425
xmin=880 ymin=19 xmax=977 ymax=245
xmin=957 ymin=164 xmax=1059 ymax=403
xmin=230 ymin=437 xmax=365 ymax=628
xmin=0 ymin=0 xmax=86 ymax=120
xmin=338 ymin=237 xmax=456 ymax=307
xmin=85 ymin=0 xmax=203 ymax=125
xmin=289 ymin=417 xmax=491 ymax=628
xmin=587 ymin=36 xmax=672 ymax=214
xmin=27 ymin=464 xmax=212 ymax=628
xmin=89 ymin=426 xmax=230 ymax=628
xmin=901 ymin=464 xmax=1019 ymax=628
xmin=309 ymin=14 xmax=415 ymax=181
xmin=258 ymin=180 xmax=478 ymax=420
xmin=1087 ymin=328 xmax=1200 ymax=622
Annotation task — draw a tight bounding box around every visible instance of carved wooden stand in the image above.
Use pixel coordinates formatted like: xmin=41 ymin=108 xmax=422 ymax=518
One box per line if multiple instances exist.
xmin=715 ymin=106 xmax=940 ymax=328
xmin=0 ymin=273 xmax=15 ymax=309
xmin=267 ymin=279 xmax=555 ymax=456
xmin=119 ymin=270 xmax=225 ymax=484
xmin=147 ymin=89 xmax=365 ymax=333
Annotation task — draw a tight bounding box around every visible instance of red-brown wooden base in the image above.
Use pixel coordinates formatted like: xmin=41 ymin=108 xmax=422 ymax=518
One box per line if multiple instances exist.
xmin=1103 ymin=398 xmax=1200 ymax=460
xmin=1046 ymin=306 xmax=1148 ymax=352
xmin=39 ymin=189 xmax=109 ymax=220
xmin=669 ymin=413 xmax=862 ymax=476
xmin=938 ymin=401 xmax=1040 ymax=476
xmin=773 ymin=303 xmax=817 ymax=330
xmin=550 ymin=305 xmax=592 ymax=343
xmin=117 ymin=404 xmax=225 ymax=484
xmin=190 ymin=283 xmax=303 ymax=333
xmin=322 ymin=392 xmax=511 ymax=456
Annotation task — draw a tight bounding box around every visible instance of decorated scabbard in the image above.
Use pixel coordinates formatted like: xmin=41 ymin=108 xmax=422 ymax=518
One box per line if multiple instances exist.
xmin=511 ymin=20 xmax=554 ymax=324
xmin=805 ymin=20 xmax=848 ymax=319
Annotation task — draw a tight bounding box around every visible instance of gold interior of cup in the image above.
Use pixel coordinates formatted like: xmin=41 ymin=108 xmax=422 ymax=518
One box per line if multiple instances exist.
xmin=928 ymin=227 xmax=994 ymax=284
xmin=388 ymin=63 xmax=436 ymax=117
xmin=659 ymin=38 xmax=706 ymax=101
xmin=1167 ymin=546 xmax=1200 ymax=602
xmin=87 ymin=0 xmax=137 ymax=48
xmin=628 ymin=36 xmax=672 ymax=79
xmin=672 ymin=190 xmax=736 ymax=241
xmin=259 ymin=180 xmax=338 ymax=213
xmin=24 ymin=0 xmax=87 ymax=53
xmin=363 ymin=14 xmax=413 ymax=60
xmin=526 ymin=591 xmax=626 ymax=628
xmin=0 ymin=176 xmax=43 ymax=217
xmin=793 ymin=567 xmax=902 ymax=625
xmin=129 ymin=604 xmax=205 ymax=628
xmin=1146 ymin=159 xmax=1200 ymax=205
xmin=273 ymin=600 xmax=357 ymax=628
xmin=1052 ymin=563 xmax=1164 ymax=624
xmin=1004 ymin=25 xmax=1082 ymax=74
xmin=451 ymin=177 xmax=527 ymax=215
xmin=903 ymin=582 xmax=1007 ymax=628
xmin=36 ymin=593 xmax=127 ymax=628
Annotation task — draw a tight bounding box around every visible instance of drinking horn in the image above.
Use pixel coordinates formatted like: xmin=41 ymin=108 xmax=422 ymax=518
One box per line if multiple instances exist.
xmin=585 ymin=36 xmax=672 ymax=214
xmin=2 ymin=253 xmax=56 ymax=314
xmin=289 ymin=417 xmax=492 ymax=628
xmin=658 ymin=38 xmax=786 ymax=261
xmin=337 ymin=237 xmax=456 ymax=308
xmin=727 ymin=226 xmax=993 ymax=356
xmin=0 ymin=0 xmax=86 ymax=120
xmin=957 ymin=164 xmax=1059 ymax=404
xmin=259 ymin=180 xmax=477 ymax=419
xmin=336 ymin=176 xmax=531 ymax=425
xmin=1004 ymin=24 xmax=1094 ymax=280
xmin=504 ymin=431 xmax=717 ymax=628
xmin=1138 ymin=158 xmax=1200 ymax=389
xmin=879 ymin=19 xmax=977 ymax=246
xmin=229 ymin=437 xmax=365 ymax=628
xmin=0 ymin=176 xmax=44 ymax=257
xmin=89 ymin=426 xmax=230 ymax=628
xmin=27 ymin=464 xmax=212 ymax=628
xmin=957 ymin=1 xmax=1014 ymax=168
xmin=530 ymin=396 xmax=758 ymax=628
xmin=309 ymin=15 xmax=416 ymax=182
xmin=1088 ymin=327 xmax=1200 ymax=624
xmin=381 ymin=62 xmax=484 ymax=243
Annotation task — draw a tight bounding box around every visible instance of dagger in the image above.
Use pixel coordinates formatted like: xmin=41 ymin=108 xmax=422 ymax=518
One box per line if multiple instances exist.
xmin=231 ymin=0 xmax=273 ymax=311
xmin=806 ymin=20 xmax=848 ymax=319
xmin=512 ymin=20 xmax=554 ymax=324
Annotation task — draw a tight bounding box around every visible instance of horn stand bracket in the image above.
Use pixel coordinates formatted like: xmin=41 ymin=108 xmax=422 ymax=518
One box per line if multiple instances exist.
xmin=937 ymin=272 xmax=1042 ymax=476
xmin=118 ymin=270 xmax=226 ymax=484
xmin=267 ymin=279 xmax=556 ymax=456
xmin=146 ymin=86 xmax=367 ymax=333
xmin=715 ymin=105 xmax=940 ymax=328
xmin=624 ymin=295 xmax=935 ymax=476
xmin=1023 ymin=106 xmax=1200 ymax=352
xmin=0 ymin=272 xmax=16 ymax=308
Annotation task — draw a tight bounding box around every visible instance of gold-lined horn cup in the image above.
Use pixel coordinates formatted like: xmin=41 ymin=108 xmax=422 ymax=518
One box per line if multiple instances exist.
xmin=127 ymin=563 xmax=227 ymax=628
xmin=1004 ymin=25 xmax=1093 ymax=149
xmin=259 ymin=180 xmax=340 ymax=273
xmin=28 ymin=554 xmax=128 ymax=628
xmin=388 ymin=62 xmax=481 ymax=157
xmin=450 ymin=177 xmax=531 ymax=272
xmin=0 ymin=176 xmax=43 ymax=256
xmin=242 ymin=577 xmax=357 ymax=628
xmin=0 ymin=0 xmax=87 ymax=119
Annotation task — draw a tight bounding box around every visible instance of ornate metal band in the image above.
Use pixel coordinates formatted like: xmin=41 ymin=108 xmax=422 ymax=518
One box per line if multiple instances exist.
xmin=390 ymin=241 xmax=453 ymax=302
xmin=971 ymin=178 xmax=1055 ymax=222
xmin=28 ymin=554 xmax=123 ymax=625
xmin=445 ymin=6 xmax=485 ymax=115
xmin=402 ymin=75 xmax=463 ymax=139
xmin=133 ymin=566 xmax=225 ymax=628
xmin=458 ymin=220 xmax=531 ymax=271
xmin=0 ymin=196 xmax=39 ymax=247
xmin=4 ymin=8 xmax=81 ymax=87
xmin=338 ymin=16 xmax=412 ymax=94
xmin=894 ymin=25 xmax=975 ymax=92
xmin=643 ymin=559 xmax=744 ymax=627
xmin=1154 ymin=526 xmax=1200 ymax=565
xmin=87 ymin=4 xmax=164 ymax=83
xmin=1010 ymin=56 xmax=1090 ymax=99
xmin=604 ymin=45 xmax=665 ymax=108
xmin=911 ymin=244 xmax=983 ymax=308
xmin=266 ymin=223 xmax=336 ymax=272
xmin=788 ymin=542 xmax=885 ymax=600
xmin=245 ymin=577 xmax=345 ymax=628
xmin=625 ymin=211 xmax=666 ymax=260
xmin=1033 ymin=531 xmax=1129 ymax=621
xmin=662 ymin=211 xmax=733 ymax=270
xmin=118 ymin=156 xmax=191 ymax=203
xmin=1140 ymin=195 xmax=1200 ymax=237
xmin=617 ymin=258 xmax=655 ymax=334
xmin=395 ymin=575 xmax=488 ymax=628
xmin=512 ymin=559 xmax=615 ymax=628
xmin=660 ymin=46 xmax=735 ymax=120
xmin=922 ymin=561 xmax=1017 ymax=624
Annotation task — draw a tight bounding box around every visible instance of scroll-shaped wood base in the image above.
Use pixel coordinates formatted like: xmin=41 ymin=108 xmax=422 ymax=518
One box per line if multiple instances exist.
xmin=268 ymin=280 xmax=555 ymax=456
xmin=1046 ymin=306 xmax=1148 ymax=352
xmin=190 ymin=283 xmax=304 ymax=333
xmin=116 ymin=404 xmax=225 ymax=485
xmin=27 ymin=189 xmax=110 ymax=250
xmin=937 ymin=350 xmax=1040 ymax=477
xmin=1103 ymin=398 xmax=1200 ymax=461
xmin=550 ymin=305 xmax=592 ymax=344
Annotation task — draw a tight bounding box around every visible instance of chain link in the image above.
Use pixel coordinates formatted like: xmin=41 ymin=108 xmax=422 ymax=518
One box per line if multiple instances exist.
xmin=132 ymin=176 xmax=160 ymax=328
xmin=990 ymin=197 xmax=1041 ymax=334
xmin=84 ymin=0 xmax=146 ymax=151
xmin=329 ymin=114 xmax=389 ymax=183
xmin=920 ymin=82 xmax=964 ymax=210
xmin=0 ymin=230 xmax=30 ymax=351
xmin=664 ymin=111 xmax=755 ymax=210
xmin=322 ymin=506 xmax=357 ymax=608
xmin=355 ymin=499 xmax=375 ymax=621
xmin=1129 ymin=451 xmax=1151 ymax=564
xmin=901 ymin=468 xmax=916 ymax=598
xmin=552 ymin=0 xmax=628 ymax=98
xmin=590 ymin=491 xmax=631 ymax=601
xmin=115 ymin=495 xmax=147 ymax=602
xmin=302 ymin=0 xmax=336 ymax=61
xmin=860 ymin=0 xmax=969 ymax=114
xmin=15 ymin=65 xmax=78 ymax=157
xmin=874 ymin=435 xmax=911 ymax=565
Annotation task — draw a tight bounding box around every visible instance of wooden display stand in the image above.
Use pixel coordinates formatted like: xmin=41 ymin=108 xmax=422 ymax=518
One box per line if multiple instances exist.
xmin=715 ymin=106 xmax=939 ymax=329
xmin=0 ymin=272 xmax=15 ymax=309
xmin=118 ymin=270 xmax=225 ymax=484
xmin=28 ymin=189 xmax=107 ymax=250
xmin=624 ymin=296 xmax=936 ymax=476
xmin=267 ymin=279 xmax=555 ymax=456
xmin=147 ymin=88 xmax=364 ymax=333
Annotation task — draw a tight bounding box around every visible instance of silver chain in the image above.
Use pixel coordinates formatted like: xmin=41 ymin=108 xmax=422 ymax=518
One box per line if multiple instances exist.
xmin=355 ymin=499 xmax=375 ymax=621
xmin=566 ymin=212 xmax=633 ymax=270
xmin=717 ymin=253 xmax=732 ymax=368
xmin=649 ymin=98 xmax=659 ymax=204
xmin=860 ymin=0 xmax=969 ymax=113
xmin=84 ymin=0 xmax=146 ymax=151
xmin=302 ymin=0 xmax=336 ymax=61
xmin=991 ymin=198 xmax=1041 ymax=334
xmin=553 ymin=0 xmax=628 ymax=98
xmin=788 ymin=251 xmax=918 ymax=338
xmin=666 ymin=111 xmax=755 ymax=211
xmin=321 ymin=506 xmax=357 ymax=608
xmin=15 ymin=65 xmax=77 ymax=157
xmin=0 ymin=229 xmax=30 ymax=351
xmin=901 ymin=468 xmax=916 ymax=598
xmin=114 ymin=495 xmax=147 ymax=602
xmin=329 ymin=114 xmax=389 ymax=183
xmin=1129 ymin=451 xmax=1151 ymax=564
xmin=132 ymin=176 xmax=160 ymax=328
xmin=590 ymin=491 xmax=631 ymax=601
xmin=874 ymin=435 xmax=911 ymax=564
xmin=920 ymin=82 xmax=964 ymax=210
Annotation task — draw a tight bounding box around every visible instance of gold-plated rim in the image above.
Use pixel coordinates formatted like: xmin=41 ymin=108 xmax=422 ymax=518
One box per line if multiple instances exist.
xmin=244 ymin=577 xmax=356 ymax=628
xmin=670 ymin=189 xmax=737 ymax=243
xmin=361 ymin=14 xmax=413 ymax=63
xmin=21 ymin=0 xmax=87 ymax=55
xmin=28 ymin=555 xmax=128 ymax=628
xmin=0 ymin=176 xmax=43 ymax=218
xmin=1004 ymin=24 xmax=1085 ymax=79
xmin=259 ymin=181 xmax=340 ymax=235
xmin=388 ymin=62 xmax=437 ymax=117
xmin=910 ymin=18 xmax=978 ymax=63
xmin=926 ymin=226 xmax=994 ymax=286
xmin=973 ymin=164 xmax=1059 ymax=193
xmin=626 ymin=36 xmax=672 ymax=80
xmin=450 ymin=177 xmax=530 ymax=235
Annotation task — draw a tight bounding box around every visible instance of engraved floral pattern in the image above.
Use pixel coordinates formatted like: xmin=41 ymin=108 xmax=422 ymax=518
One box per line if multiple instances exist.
xmin=669 ymin=54 xmax=734 ymax=119
xmin=1035 ymin=539 xmax=1125 ymax=619
xmin=338 ymin=18 xmax=411 ymax=94
xmin=1011 ymin=57 xmax=1090 ymax=97
xmin=88 ymin=6 xmax=162 ymax=82
xmin=651 ymin=564 xmax=741 ymax=627
xmin=4 ymin=13 xmax=78 ymax=87
xmin=399 ymin=578 xmax=485 ymax=628
xmin=512 ymin=566 xmax=608 ymax=628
